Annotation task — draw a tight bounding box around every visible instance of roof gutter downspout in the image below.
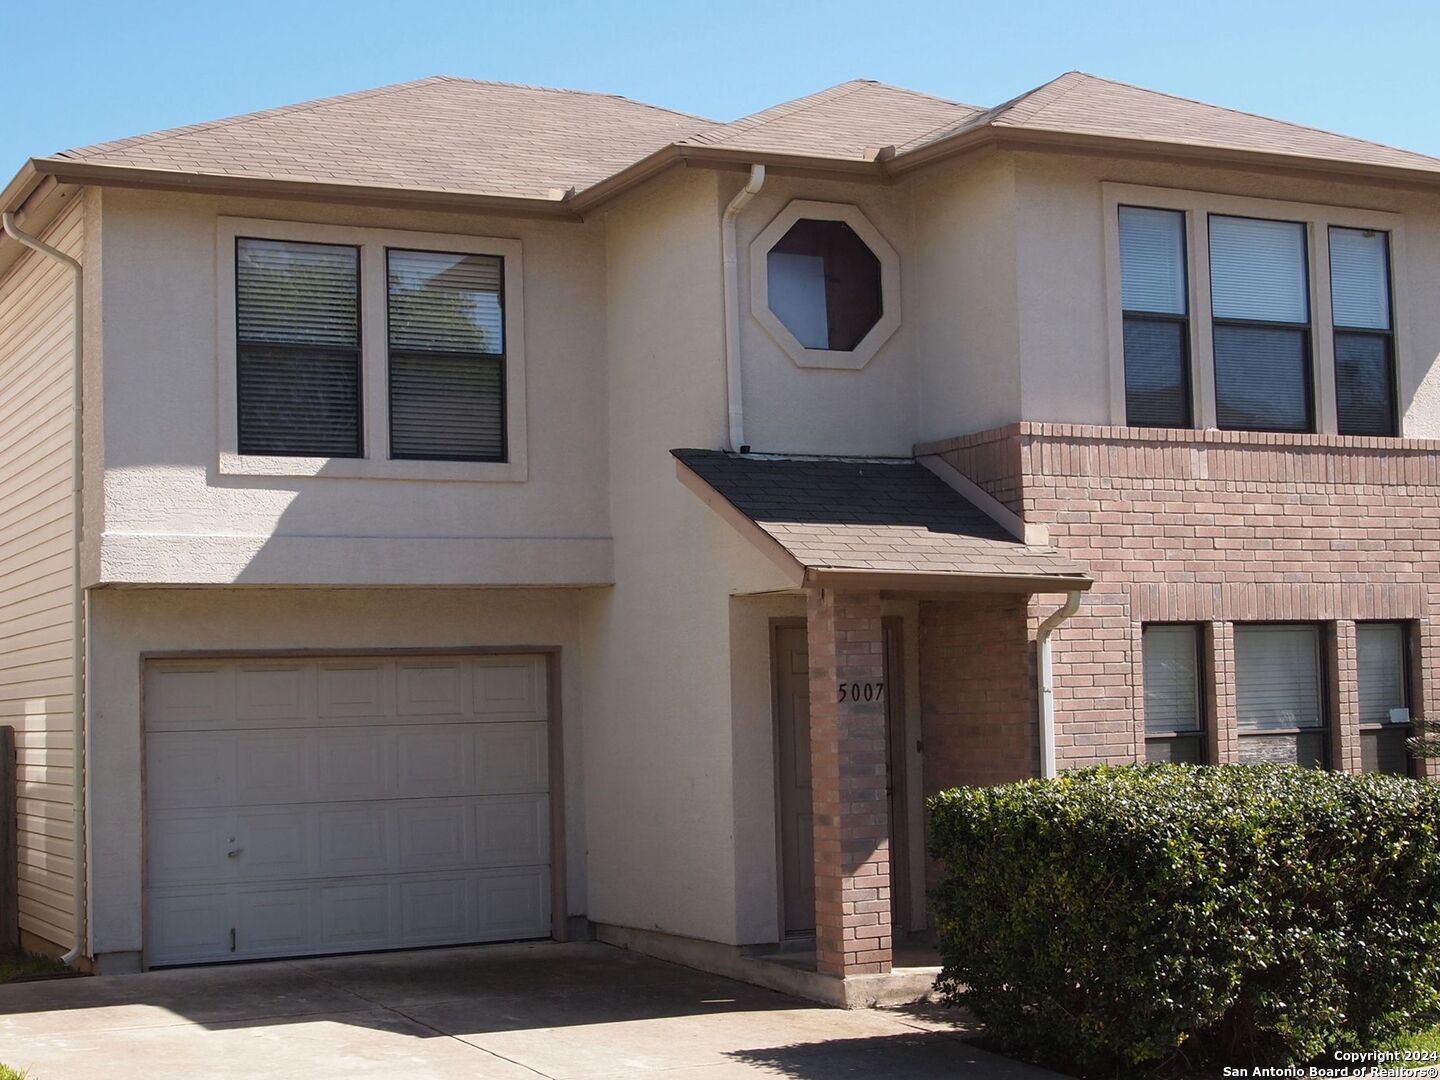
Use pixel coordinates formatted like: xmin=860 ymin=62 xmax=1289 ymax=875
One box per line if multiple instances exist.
xmin=2 ymin=212 xmax=86 ymax=965
xmin=721 ymin=164 xmax=765 ymax=453
xmin=1037 ymin=591 xmax=1081 ymax=780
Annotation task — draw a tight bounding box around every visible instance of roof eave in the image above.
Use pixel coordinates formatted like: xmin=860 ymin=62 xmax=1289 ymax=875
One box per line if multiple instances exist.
xmin=803 ymin=567 xmax=1092 ymax=594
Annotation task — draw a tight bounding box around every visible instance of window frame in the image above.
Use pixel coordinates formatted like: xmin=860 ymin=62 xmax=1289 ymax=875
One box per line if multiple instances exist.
xmin=1140 ymin=622 xmax=1208 ymax=763
xmin=1329 ymin=226 xmax=1399 ymax=437
xmin=1102 ymin=184 xmax=1407 ymax=436
xmin=217 ymin=217 xmax=527 ymax=482
xmin=1355 ymin=620 xmax=1415 ymax=777
xmin=1233 ymin=621 xmax=1331 ymax=770
xmin=1118 ymin=205 xmax=1193 ymax=428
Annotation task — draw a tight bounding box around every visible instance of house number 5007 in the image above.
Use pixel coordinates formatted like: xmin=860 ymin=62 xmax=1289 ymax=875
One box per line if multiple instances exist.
xmin=838 ymin=682 xmax=884 ymax=703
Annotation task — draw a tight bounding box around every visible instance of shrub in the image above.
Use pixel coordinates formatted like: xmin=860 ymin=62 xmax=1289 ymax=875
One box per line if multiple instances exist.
xmin=927 ymin=764 xmax=1440 ymax=1076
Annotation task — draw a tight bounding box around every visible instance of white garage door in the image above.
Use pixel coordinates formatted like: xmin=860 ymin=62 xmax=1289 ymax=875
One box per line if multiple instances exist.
xmin=144 ymin=653 xmax=552 ymax=966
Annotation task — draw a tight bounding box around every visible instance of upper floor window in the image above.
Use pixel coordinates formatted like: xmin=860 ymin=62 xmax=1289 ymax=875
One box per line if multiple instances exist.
xmin=1118 ymin=207 xmax=1190 ymax=427
xmin=236 ymin=238 xmax=362 ymax=457
xmin=1330 ymin=228 xmax=1396 ymax=436
xmin=221 ymin=219 xmax=527 ymax=481
xmin=1106 ymin=187 xmax=1402 ymax=438
xmin=387 ymin=250 xmax=506 ymax=462
xmin=1209 ymin=215 xmax=1312 ymax=433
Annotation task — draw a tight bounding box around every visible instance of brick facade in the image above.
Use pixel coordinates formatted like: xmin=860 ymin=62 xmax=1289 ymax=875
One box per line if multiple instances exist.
xmin=805 ymin=588 xmax=892 ymax=976
xmin=931 ymin=423 xmax=1440 ymax=779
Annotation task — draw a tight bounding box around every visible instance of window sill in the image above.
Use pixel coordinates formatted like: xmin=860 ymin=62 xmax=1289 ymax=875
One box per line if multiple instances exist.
xmin=218 ymin=452 xmax=528 ymax=483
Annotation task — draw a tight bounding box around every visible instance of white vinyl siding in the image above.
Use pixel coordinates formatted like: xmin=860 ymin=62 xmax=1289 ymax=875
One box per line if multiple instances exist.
xmin=1357 ymin=622 xmax=1410 ymax=775
xmin=1234 ymin=624 xmax=1327 ymax=768
xmin=1142 ymin=625 xmax=1204 ymax=763
xmin=0 ymin=200 xmax=82 ymax=951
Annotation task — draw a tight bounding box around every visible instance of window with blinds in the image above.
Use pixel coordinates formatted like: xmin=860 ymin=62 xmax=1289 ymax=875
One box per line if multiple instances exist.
xmin=1209 ymin=216 xmax=1314 ymax=433
xmin=1330 ymin=228 xmax=1396 ymax=437
xmin=235 ymin=238 xmax=362 ymax=456
xmin=387 ymin=249 xmax=506 ymax=462
xmin=1357 ymin=622 xmax=1411 ymax=776
xmin=1234 ymin=624 xmax=1327 ymax=768
xmin=1119 ymin=207 xmax=1191 ymax=427
xmin=1142 ymin=625 xmax=1205 ymax=763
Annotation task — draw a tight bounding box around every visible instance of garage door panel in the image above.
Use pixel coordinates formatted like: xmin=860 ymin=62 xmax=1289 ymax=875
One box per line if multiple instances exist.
xmin=234 ymin=664 xmax=313 ymax=723
xmin=475 ymin=795 xmax=548 ymax=868
xmin=146 ymin=654 xmax=553 ymax=967
xmin=316 ymin=662 xmax=388 ymax=720
xmin=395 ymin=725 xmax=472 ymax=794
xmin=396 ymin=660 xmax=468 ymax=717
xmin=473 ymin=657 xmax=546 ymax=719
xmin=147 ymin=733 xmax=237 ymax=809
xmin=475 ymin=723 xmax=548 ymax=792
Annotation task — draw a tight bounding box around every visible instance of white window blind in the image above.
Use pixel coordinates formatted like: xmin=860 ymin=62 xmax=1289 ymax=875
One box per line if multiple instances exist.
xmin=1119 ymin=207 xmax=1186 ymax=315
xmin=1209 ymin=216 xmax=1309 ymax=323
xmin=767 ymin=252 xmax=829 ymax=349
xmin=1143 ymin=626 xmax=1201 ymax=734
xmin=1357 ymin=623 xmax=1407 ymax=726
xmin=387 ymin=249 xmax=506 ymax=462
xmin=235 ymin=237 xmax=361 ymax=457
xmin=1329 ymin=228 xmax=1391 ymax=330
xmin=1235 ymin=624 xmax=1326 ymax=768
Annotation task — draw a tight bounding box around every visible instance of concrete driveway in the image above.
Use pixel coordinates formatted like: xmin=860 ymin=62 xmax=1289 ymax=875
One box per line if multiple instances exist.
xmin=0 ymin=941 xmax=1064 ymax=1079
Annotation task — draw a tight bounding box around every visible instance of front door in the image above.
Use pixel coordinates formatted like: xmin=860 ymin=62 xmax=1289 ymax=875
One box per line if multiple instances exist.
xmin=774 ymin=620 xmax=907 ymax=937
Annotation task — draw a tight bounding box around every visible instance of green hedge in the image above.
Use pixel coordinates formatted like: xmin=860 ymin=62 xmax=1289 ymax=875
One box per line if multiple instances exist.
xmin=928 ymin=765 xmax=1440 ymax=1076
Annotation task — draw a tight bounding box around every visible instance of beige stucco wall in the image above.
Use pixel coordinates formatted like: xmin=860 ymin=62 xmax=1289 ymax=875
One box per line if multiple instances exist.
xmin=84 ymin=586 xmax=588 ymax=962
xmin=581 ymin=167 xmax=798 ymax=947
xmin=91 ymin=187 xmax=613 ymax=588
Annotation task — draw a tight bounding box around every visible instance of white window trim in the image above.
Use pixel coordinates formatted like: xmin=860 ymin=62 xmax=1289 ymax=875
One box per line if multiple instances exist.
xmin=1102 ymin=183 xmax=1408 ymax=435
xmin=748 ymin=200 xmax=901 ymax=371
xmin=216 ymin=217 xmax=527 ymax=482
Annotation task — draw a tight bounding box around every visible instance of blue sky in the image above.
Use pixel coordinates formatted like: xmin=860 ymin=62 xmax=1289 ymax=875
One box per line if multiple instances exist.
xmin=2 ymin=0 xmax=1438 ymax=174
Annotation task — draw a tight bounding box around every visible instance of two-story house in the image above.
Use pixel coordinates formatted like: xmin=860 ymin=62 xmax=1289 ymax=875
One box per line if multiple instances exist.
xmin=1 ymin=72 xmax=1437 ymax=1005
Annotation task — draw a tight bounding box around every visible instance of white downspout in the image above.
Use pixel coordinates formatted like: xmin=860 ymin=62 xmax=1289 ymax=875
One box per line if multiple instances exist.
xmin=3 ymin=212 xmax=86 ymax=964
xmin=1037 ymin=591 xmax=1082 ymax=780
xmin=721 ymin=164 xmax=765 ymax=453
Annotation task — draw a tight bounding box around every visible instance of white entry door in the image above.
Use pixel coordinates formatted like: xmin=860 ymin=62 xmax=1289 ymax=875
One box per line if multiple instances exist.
xmin=144 ymin=653 xmax=552 ymax=966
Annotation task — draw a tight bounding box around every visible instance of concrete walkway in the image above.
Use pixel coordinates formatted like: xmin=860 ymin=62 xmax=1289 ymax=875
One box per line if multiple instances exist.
xmin=0 ymin=941 xmax=1064 ymax=1079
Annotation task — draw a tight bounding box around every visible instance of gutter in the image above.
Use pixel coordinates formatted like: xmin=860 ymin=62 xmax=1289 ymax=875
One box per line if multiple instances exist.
xmin=1 ymin=212 xmax=86 ymax=965
xmin=720 ymin=164 xmax=765 ymax=452
xmin=1036 ymin=591 xmax=1082 ymax=780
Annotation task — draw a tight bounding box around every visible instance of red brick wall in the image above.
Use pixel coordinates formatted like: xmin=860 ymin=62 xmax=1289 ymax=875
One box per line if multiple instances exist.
xmin=919 ymin=594 xmax=1036 ymax=789
xmin=936 ymin=423 xmax=1440 ymax=778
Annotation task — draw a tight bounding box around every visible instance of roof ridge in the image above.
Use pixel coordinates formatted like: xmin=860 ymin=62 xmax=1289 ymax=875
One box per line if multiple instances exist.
xmin=993 ymin=70 xmax=1089 ymax=126
xmin=891 ymin=72 xmax=1081 ymax=155
xmin=1021 ymin=71 xmax=1440 ymax=163
xmin=683 ymin=80 xmax=875 ymax=146
xmin=851 ymin=79 xmax=982 ymax=112
xmin=58 ymin=77 xmax=444 ymax=160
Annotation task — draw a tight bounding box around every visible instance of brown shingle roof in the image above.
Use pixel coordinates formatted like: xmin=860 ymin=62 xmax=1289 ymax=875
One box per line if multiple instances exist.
xmin=52 ymin=76 xmax=710 ymax=201
xmin=673 ymin=450 xmax=1090 ymax=589
xmin=895 ymin=72 xmax=1440 ymax=174
xmin=681 ymin=80 xmax=981 ymax=160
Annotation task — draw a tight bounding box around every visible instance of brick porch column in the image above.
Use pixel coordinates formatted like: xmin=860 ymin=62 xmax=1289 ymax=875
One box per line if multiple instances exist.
xmin=1330 ymin=621 xmax=1362 ymax=773
xmin=806 ymin=587 xmax=891 ymax=978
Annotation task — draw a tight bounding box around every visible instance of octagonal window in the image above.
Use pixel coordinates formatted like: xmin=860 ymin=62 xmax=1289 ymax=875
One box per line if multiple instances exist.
xmin=766 ymin=219 xmax=882 ymax=352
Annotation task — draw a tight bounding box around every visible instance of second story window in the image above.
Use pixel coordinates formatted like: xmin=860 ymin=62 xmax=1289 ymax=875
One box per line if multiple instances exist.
xmin=1209 ymin=215 xmax=1312 ymax=433
xmin=1330 ymin=227 xmax=1396 ymax=436
xmin=387 ymin=250 xmax=506 ymax=462
xmin=235 ymin=238 xmax=362 ymax=457
xmin=1118 ymin=207 xmax=1190 ymax=427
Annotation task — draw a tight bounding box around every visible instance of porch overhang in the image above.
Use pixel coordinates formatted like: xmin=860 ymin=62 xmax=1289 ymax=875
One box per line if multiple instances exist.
xmin=673 ymin=449 xmax=1091 ymax=594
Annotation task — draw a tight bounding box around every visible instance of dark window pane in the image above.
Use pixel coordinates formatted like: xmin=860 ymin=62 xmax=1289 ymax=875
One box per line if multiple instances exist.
xmin=1214 ymin=324 xmax=1310 ymax=432
xmin=390 ymin=354 xmax=504 ymax=461
xmin=1124 ymin=319 xmax=1190 ymax=426
xmin=1335 ymin=332 xmax=1395 ymax=436
xmin=237 ymin=346 xmax=361 ymax=456
xmin=1147 ymin=734 xmax=1203 ymax=764
xmin=767 ymin=219 xmax=882 ymax=351
xmin=1239 ymin=731 xmax=1326 ymax=769
xmin=387 ymin=249 xmax=506 ymax=462
xmin=236 ymin=238 xmax=361 ymax=457
xmin=1361 ymin=728 xmax=1410 ymax=776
